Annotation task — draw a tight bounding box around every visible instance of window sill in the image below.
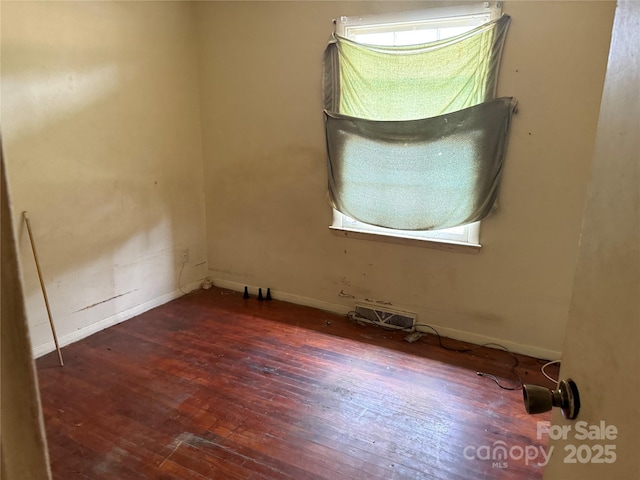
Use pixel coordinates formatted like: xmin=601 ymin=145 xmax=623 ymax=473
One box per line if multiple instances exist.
xmin=329 ymin=226 xmax=481 ymax=253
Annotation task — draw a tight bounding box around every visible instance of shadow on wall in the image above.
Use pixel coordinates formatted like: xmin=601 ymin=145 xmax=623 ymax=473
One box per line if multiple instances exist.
xmin=1 ymin=0 xmax=206 ymax=354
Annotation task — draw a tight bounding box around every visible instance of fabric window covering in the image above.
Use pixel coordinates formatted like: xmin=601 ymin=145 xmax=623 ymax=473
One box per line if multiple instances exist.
xmin=323 ymin=14 xmax=514 ymax=231
xmin=325 ymin=98 xmax=516 ymax=230
xmin=324 ymin=15 xmax=511 ymax=120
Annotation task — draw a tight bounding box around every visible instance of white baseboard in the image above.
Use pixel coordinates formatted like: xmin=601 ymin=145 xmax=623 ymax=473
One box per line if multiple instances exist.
xmin=212 ymin=278 xmax=561 ymax=361
xmin=35 ymin=277 xmax=561 ymax=361
xmin=211 ymin=279 xmax=352 ymax=316
xmin=413 ymin=324 xmax=561 ymax=361
xmin=32 ymin=280 xmax=204 ymax=358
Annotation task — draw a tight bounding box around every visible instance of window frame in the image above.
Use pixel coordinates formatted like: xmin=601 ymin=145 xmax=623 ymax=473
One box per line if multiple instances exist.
xmin=336 ymin=2 xmax=502 ymax=39
xmin=331 ymin=210 xmax=482 ymax=248
xmin=329 ymin=2 xmax=503 ymax=250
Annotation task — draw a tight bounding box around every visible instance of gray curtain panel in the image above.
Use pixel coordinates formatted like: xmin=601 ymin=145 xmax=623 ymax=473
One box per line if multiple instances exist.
xmin=324 ymin=98 xmax=516 ymax=231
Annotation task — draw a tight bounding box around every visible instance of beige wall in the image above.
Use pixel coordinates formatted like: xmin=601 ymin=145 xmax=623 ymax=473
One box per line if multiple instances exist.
xmin=1 ymin=1 xmax=208 ymax=355
xmin=196 ymin=1 xmax=615 ymax=358
xmin=0 ymin=1 xmax=616 ymax=359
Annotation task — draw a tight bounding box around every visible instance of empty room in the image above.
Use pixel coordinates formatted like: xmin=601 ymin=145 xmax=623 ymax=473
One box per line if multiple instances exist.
xmin=1 ymin=1 xmax=638 ymax=479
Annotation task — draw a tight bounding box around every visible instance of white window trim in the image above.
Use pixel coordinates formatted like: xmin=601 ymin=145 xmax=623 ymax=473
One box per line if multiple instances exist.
xmin=330 ymin=2 xmax=502 ymax=250
xmin=336 ymin=2 xmax=502 ymax=37
xmin=331 ymin=211 xmax=482 ymax=252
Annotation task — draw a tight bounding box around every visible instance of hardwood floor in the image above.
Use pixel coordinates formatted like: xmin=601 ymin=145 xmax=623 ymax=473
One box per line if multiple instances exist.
xmin=37 ymin=287 xmax=558 ymax=479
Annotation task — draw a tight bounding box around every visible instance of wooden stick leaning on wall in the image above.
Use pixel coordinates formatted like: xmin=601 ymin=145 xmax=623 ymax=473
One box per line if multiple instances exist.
xmin=23 ymin=211 xmax=63 ymax=366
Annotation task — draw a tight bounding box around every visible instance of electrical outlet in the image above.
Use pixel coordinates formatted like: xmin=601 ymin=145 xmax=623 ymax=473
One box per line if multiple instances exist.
xmin=181 ymin=249 xmax=189 ymax=264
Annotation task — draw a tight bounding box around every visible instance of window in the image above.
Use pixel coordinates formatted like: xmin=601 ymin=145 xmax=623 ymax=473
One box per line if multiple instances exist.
xmin=328 ymin=3 xmax=506 ymax=249
xmin=337 ymin=4 xmax=500 ymax=45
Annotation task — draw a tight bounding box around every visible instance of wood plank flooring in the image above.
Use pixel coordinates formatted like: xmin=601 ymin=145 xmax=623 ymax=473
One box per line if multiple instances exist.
xmin=37 ymin=287 xmax=558 ymax=479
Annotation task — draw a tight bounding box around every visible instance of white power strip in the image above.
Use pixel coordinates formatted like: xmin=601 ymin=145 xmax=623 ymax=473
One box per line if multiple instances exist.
xmin=403 ymin=331 xmax=423 ymax=343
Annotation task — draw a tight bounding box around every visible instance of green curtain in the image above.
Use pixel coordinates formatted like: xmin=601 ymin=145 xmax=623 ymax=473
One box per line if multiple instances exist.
xmin=324 ymin=15 xmax=511 ymax=120
xmin=323 ymin=14 xmax=514 ymax=231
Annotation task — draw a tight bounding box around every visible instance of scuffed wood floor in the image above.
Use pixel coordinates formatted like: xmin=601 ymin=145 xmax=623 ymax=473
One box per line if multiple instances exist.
xmin=37 ymin=287 xmax=557 ymax=479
